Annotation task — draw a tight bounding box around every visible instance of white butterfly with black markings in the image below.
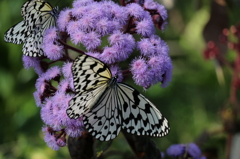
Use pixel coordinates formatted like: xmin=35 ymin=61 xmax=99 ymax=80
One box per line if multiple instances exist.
xmin=4 ymin=0 xmax=58 ymax=57
xmin=67 ymin=54 xmax=170 ymax=141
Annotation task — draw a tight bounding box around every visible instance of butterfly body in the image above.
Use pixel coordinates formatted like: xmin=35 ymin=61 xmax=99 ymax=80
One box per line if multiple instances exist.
xmin=67 ymin=54 xmax=170 ymax=141
xmin=4 ymin=0 xmax=58 ymax=57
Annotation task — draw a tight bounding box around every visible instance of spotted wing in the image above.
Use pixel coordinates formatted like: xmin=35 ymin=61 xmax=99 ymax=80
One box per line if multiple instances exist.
xmin=22 ymin=30 xmax=44 ymax=57
xmin=4 ymin=21 xmax=30 ymax=44
xmin=67 ymin=54 xmax=112 ymax=119
xmin=117 ymin=83 xmax=170 ymax=137
xmin=83 ymin=84 xmax=122 ymax=141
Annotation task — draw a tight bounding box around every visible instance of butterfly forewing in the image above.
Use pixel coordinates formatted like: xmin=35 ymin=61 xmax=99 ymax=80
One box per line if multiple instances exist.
xmin=21 ymin=0 xmax=54 ymax=27
xmin=117 ymin=83 xmax=170 ymax=137
xmin=4 ymin=21 xmax=30 ymax=44
xmin=67 ymin=54 xmax=112 ymax=119
xmin=72 ymin=54 xmax=112 ymax=94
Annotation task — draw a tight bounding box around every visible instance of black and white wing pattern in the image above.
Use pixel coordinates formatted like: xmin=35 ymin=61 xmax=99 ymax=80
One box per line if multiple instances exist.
xmin=21 ymin=0 xmax=58 ymax=30
xmin=4 ymin=21 xmax=30 ymax=44
xmin=67 ymin=54 xmax=170 ymax=141
xmin=4 ymin=0 xmax=58 ymax=57
xmin=67 ymin=54 xmax=112 ymax=118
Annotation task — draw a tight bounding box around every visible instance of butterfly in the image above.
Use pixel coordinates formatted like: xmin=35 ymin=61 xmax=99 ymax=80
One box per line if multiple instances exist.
xmin=4 ymin=0 xmax=58 ymax=57
xmin=66 ymin=54 xmax=170 ymax=141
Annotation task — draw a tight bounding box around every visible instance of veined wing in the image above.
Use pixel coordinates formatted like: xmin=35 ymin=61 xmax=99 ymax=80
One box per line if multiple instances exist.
xmin=83 ymin=83 xmax=122 ymax=141
xmin=21 ymin=0 xmax=56 ymax=27
xmin=22 ymin=30 xmax=44 ymax=57
xmin=117 ymin=83 xmax=170 ymax=137
xmin=72 ymin=54 xmax=112 ymax=94
xmin=4 ymin=21 xmax=30 ymax=44
xmin=67 ymin=82 xmax=109 ymax=119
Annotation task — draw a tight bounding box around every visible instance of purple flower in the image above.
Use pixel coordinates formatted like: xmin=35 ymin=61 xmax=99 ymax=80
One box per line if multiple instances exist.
xmin=44 ymin=27 xmax=58 ymax=43
xmin=33 ymin=91 xmax=42 ymax=107
xmin=42 ymin=42 xmax=63 ymax=61
xmin=156 ymin=4 xmax=168 ymax=21
xmin=100 ymin=47 xmax=118 ymax=64
xmin=67 ymin=21 xmax=81 ymax=35
xmin=138 ymin=38 xmax=156 ymax=56
xmin=22 ymin=56 xmax=43 ymax=75
xmin=65 ymin=118 xmax=84 ymax=137
xmin=57 ymin=137 xmax=67 ymax=147
xmin=62 ymin=62 xmax=73 ymax=78
xmin=42 ymin=126 xmax=59 ymax=150
xmin=40 ymin=99 xmax=53 ymax=125
xmin=130 ymin=58 xmax=148 ymax=74
xmin=70 ymin=30 xmax=85 ymax=45
xmin=57 ymin=8 xmax=72 ymax=31
xmin=35 ymin=77 xmax=46 ymax=94
xmin=166 ymin=144 xmax=185 ymax=157
xmin=72 ymin=0 xmax=94 ymax=8
xmin=148 ymin=55 xmax=172 ymax=87
xmin=58 ymin=79 xmax=71 ymax=92
xmin=82 ymin=32 xmax=101 ymax=50
xmin=109 ymin=31 xmax=135 ymax=60
xmin=130 ymin=58 xmax=154 ymax=88
xmin=71 ymin=6 xmax=88 ymax=19
xmin=149 ymin=35 xmax=169 ymax=55
xmin=136 ymin=18 xmax=155 ymax=37
xmin=51 ymin=93 xmax=74 ymax=125
xmin=144 ymin=0 xmax=158 ymax=10
xmin=102 ymin=1 xmax=128 ymax=25
xmin=95 ymin=17 xmax=115 ymax=35
xmin=77 ymin=15 xmax=96 ymax=32
xmin=127 ymin=3 xmax=145 ymax=19
xmin=42 ymin=66 xmax=61 ymax=81
xmin=187 ymin=143 xmax=202 ymax=158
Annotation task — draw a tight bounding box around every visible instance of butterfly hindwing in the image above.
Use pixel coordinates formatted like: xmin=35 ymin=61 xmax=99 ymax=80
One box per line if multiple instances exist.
xmin=83 ymin=84 xmax=122 ymax=141
xmin=22 ymin=30 xmax=44 ymax=57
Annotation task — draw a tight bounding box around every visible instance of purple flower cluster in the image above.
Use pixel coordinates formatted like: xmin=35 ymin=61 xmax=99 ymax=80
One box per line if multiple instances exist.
xmin=30 ymin=62 xmax=84 ymax=150
xmin=21 ymin=0 xmax=172 ymax=150
xmin=166 ymin=143 xmax=206 ymax=159
xmin=46 ymin=0 xmax=172 ymax=89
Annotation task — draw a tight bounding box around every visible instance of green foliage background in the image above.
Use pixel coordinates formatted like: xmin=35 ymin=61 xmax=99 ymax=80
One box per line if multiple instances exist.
xmin=0 ymin=0 xmax=239 ymax=158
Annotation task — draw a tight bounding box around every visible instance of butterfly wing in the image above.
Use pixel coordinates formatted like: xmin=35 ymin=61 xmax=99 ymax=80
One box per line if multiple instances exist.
xmin=21 ymin=0 xmax=56 ymax=27
xmin=67 ymin=54 xmax=112 ymax=118
xmin=71 ymin=54 xmax=112 ymax=94
xmin=83 ymin=85 xmax=122 ymax=141
xmin=4 ymin=21 xmax=30 ymax=44
xmin=22 ymin=30 xmax=44 ymax=57
xmin=117 ymin=83 xmax=170 ymax=137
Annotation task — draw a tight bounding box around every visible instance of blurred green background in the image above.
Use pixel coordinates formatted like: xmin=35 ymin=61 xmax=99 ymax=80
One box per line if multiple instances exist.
xmin=1 ymin=0 xmax=240 ymax=158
